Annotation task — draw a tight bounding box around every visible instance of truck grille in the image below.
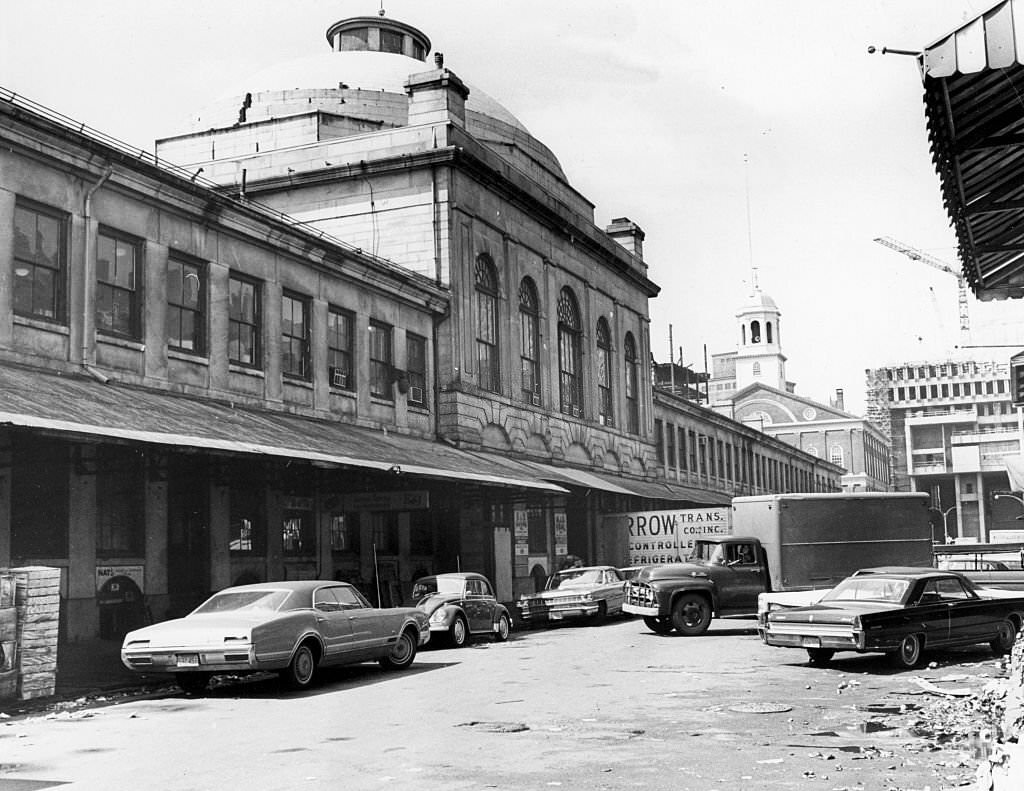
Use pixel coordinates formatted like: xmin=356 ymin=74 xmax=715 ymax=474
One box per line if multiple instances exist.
xmin=626 ymin=582 xmax=656 ymax=607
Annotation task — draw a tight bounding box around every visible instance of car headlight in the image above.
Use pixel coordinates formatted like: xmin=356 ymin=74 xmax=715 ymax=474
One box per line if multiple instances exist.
xmin=580 ymin=593 xmax=593 ymax=601
xmin=429 ymin=609 xmax=448 ymax=624
xmin=851 ymin=615 xmax=862 ymax=630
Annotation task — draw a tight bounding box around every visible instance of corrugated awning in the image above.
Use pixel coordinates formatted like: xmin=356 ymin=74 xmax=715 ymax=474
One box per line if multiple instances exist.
xmin=0 ymin=363 xmax=567 ymax=494
xmin=517 ymin=460 xmax=726 ymax=504
xmin=921 ymin=0 xmax=1024 ymax=300
xmin=524 ymin=462 xmax=638 ymax=495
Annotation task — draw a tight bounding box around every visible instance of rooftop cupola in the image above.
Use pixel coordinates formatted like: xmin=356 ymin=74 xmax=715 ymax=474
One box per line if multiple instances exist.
xmin=325 ymin=14 xmax=431 ymax=60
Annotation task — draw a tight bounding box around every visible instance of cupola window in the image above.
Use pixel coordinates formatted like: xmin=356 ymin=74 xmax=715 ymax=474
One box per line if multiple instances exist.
xmin=766 ymin=321 xmax=773 ymax=343
xmin=750 ymin=320 xmax=761 ymax=343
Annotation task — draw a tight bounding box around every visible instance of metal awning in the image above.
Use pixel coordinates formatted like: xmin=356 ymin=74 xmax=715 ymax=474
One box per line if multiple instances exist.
xmin=921 ymin=0 xmax=1024 ymax=300
xmin=0 ymin=364 xmax=567 ymax=494
xmin=517 ymin=460 xmax=726 ymax=504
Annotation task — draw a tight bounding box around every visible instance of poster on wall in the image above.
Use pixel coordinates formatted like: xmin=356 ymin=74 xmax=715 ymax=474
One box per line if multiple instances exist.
xmin=514 ymin=509 xmax=530 ymax=555
xmin=604 ymin=507 xmax=732 ymax=565
xmin=554 ymin=512 xmax=568 ymax=556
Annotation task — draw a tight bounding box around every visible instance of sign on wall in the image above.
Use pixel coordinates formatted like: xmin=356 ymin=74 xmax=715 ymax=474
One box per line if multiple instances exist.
xmin=513 ymin=509 xmax=529 ymax=556
xmin=605 ymin=507 xmax=732 ymax=566
xmin=554 ymin=513 xmax=568 ymax=556
xmin=95 ymin=565 xmax=145 ymax=599
xmin=342 ymin=490 xmax=430 ymax=512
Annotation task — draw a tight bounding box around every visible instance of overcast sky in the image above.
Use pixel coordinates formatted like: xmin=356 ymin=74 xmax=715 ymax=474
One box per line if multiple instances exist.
xmin=3 ymin=0 xmax=1020 ymax=415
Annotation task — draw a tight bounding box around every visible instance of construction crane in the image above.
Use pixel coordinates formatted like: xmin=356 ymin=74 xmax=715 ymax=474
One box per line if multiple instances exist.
xmin=873 ymin=236 xmax=970 ymax=337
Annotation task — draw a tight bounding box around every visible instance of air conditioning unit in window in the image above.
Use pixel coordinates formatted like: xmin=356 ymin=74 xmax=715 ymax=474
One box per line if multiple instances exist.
xmin=603 ymin=416 xmax=614 ymax=428
xmin=330 ymin=367 xmax=348 ymax=388
xmin=409 ymin=386 xmax=424 ymax=403
xmin=531 ymin=393 xmax=541 ymax=406
xmin=571 ymin=407 xmax=581 ymax=418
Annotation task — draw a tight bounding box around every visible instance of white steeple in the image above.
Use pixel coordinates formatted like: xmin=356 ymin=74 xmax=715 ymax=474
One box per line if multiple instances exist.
xmin=734 ymin=280 xmax=786 ymax=391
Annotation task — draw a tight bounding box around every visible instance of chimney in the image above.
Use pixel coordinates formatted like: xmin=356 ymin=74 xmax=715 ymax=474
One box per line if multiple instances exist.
xmin=405 ymin=59 xmax=469 ymax=129
xmin=606 ymin=217 xmax=645 ymax=261
xmin=833 ymin=388 xmax=845 ymax=412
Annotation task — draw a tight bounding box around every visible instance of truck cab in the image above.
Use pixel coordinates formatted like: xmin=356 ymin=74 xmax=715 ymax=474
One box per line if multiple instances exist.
xmin=623 ymin=537 xmax=768 ymax=636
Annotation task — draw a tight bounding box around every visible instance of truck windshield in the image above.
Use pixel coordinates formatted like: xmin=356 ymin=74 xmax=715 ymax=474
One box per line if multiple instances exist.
xmin=690 ymin=543 xmax=724 ymax=564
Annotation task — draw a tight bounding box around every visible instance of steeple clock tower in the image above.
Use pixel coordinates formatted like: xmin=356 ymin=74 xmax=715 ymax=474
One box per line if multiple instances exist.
xmin=734 ymin=271 xmax=786 ymax=391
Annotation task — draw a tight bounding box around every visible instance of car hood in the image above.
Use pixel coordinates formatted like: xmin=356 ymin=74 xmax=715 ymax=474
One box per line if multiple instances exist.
xmin=122 ymin=612 xmax=282 ymax=647
xmin=637 ymin=562 xmax=710 ymax=581
xmin=768 ymin=601 xmax=897 ymax=625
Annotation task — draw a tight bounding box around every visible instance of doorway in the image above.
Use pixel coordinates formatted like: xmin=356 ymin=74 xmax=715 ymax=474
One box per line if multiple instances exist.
xmin=167 ymin=455 xmax=210 ymax=616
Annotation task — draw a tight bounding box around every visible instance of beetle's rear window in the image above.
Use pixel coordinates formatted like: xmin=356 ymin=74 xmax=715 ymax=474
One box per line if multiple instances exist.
xmin=193 ymin=590 xmax=290 ymax=614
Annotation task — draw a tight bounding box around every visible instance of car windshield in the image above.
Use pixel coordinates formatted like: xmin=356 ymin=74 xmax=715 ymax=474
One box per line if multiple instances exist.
xmin=820 ymin=577 xmax=910 ymax=604
xmin=193 ymin=590 xmax=291 ymax=614
xmin=412 ymin=577 xmax=464 ymax=599
xmin=548 ymin=569 xmax=603 ymax=589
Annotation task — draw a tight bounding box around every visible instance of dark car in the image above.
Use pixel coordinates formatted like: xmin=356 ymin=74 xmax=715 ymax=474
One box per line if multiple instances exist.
xmin=411 ymin=572 xmax=512 ymax=647
xmin=762 ymin=568 xmax=1024 ymax=669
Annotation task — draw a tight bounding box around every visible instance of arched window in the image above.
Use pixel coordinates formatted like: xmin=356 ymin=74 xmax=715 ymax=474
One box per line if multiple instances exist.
xmin=741 ymin=324 xmax=746 ymax=345
xmin=557 ymin=287 xmax=583 ymax=416
xmin=475 ymin=255 xmax=500 ymax=393
xmin=750 ymin=320 xmax=761 ymax=343
xmin=752 ymin=361 xmax=762 ymax=377
xmin=766 ymin=321 xmax=773 ymax=343
xmin=829 ymin=445 xmax=845 ymax=467
xmin=596 ymin=318 xmax=613 ymax=426
xmin=519 ymin=278 xmax=540 ymax=405
xmin=624 ymin=332 xmax=640 ymax=434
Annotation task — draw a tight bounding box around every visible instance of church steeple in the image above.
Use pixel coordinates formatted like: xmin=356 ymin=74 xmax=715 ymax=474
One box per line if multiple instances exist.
xmin=734 ymin=281 xmax=786 ymax=391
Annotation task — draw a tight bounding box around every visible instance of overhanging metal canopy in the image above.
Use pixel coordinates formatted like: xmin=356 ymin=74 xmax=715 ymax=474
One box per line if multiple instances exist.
xmin=0 ymin=364 xmax=567 ymax=494
xmin=921 ymin=0 xmax=1024 ymax=300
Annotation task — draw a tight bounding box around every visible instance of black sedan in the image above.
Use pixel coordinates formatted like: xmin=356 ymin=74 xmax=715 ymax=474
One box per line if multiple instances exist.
xmin=762 ymin=568 xmax=1024 ymax=669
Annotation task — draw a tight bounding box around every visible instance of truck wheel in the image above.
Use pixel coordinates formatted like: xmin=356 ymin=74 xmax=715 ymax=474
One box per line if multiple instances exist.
xmin=890 ymin=633 xmax=923 ymax=669
xmin=670 ymin=594 xmax=712 ymax=636
xmin=991 ymin=619 xmax=1017 ymax=656
xmin=806 ymin=648 xmax=835 ymax=666
xmin=643 ymin=616 xmax=674 ymax=635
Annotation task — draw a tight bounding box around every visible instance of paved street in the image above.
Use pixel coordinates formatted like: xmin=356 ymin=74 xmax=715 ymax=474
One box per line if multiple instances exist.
xmin=0 ymin=616 xmax=1006 ymax=791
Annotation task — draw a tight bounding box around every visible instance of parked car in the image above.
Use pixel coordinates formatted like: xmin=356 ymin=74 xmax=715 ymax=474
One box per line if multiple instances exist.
xmin=121 ymin=580 xmax=430 ymax=694
xmin=411 ymin=572 xmax=511 ymax=647
xmin=518 ymin=565 xmax=626 ymax=624
xmin=761 ymin=568 xmax=1024 ymax=669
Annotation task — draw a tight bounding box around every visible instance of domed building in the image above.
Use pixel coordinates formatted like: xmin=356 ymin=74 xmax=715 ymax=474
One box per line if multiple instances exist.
xmin=156 ymin=11 xmax=667 ymax=596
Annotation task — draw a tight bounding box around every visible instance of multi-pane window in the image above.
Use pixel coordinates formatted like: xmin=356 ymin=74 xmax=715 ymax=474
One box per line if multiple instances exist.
xmin=369 ymin=320 xmax=393 ymax=399
xmin=96 ymin=228 xmax=141 ymax=338
xmin=282 ymin=508 xmax=315 ymax=556
xmin=281 ymin=292 xmax=310 ymax=380
xmin=381 ymin=28 xmax=403 ymax=53
xmin=624 ymin=332 xmax=640 ymax=433
xmin=13 ymin=200 xmax=67 ymax=322
xmin=596 ymin=318 xmax=614 ymax=426
xmin=229 ymin=485 xmax=264 ymax=554
xmin=407 ymin=333 xmax=427 ymax=406
xmin=557 ymin=287 xmax=583 ymax=417
xmin=330 ymin=513 xmax=360 ymax=554
xmin=327 ymin=308 xmax=354 ymax=390
xmin=476 ymin=255 xmax=500 ymax=393
xmin=519 ymin=278 xmax=541 ymax=404
xmin=228 ymin=274 xmax=261 ymax=368
xmin=166 ymin=257 xmax=205 ymax=354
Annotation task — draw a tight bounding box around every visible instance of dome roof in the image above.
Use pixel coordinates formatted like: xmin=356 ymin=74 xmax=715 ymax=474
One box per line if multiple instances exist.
xmin=738 ymin=288 xmax=779 ymax=314
xmin=233 ymin=50 xmax=529 ymax=134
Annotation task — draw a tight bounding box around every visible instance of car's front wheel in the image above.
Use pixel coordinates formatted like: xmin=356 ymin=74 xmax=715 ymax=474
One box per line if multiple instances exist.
xmin=670 ymin=593 xmax=712 ymax=636
xmin=643 ymin=616 xmax=674 ymax=635
xmin=806 ymin=648 xmax=835 ymax=666
xmin=589 ymin=601 xmax=608 ymax=626
xmin=991 ymin=618 xmax=1018 ymax=656
xmin=175 ymin=672 xmax=211 ymax=695
xmin=280 ymin=642 xmax=317 ymax=689
xmin=379 ymin=629 xmax=417 ymax=670
xmin=495 ymin=613 xmax=511 ymax=642
xmin=890 ymin=633 xmax=923 ymax=669
xmin=449 ymin=615 xmax=468 ymax=648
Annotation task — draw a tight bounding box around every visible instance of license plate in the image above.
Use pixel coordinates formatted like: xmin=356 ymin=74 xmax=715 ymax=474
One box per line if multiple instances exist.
xmin=550 ymin=612 xmax=563 ymax=620
xmin=176 ymin=653 xmax=200 ymax=667
xmin=801 ymin=637 xmax=821 ymax=648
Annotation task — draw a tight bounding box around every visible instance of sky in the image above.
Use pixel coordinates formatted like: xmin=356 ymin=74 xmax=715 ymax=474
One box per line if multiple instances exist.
xmin=3 ymin=0 xmax=1022 ymax=416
